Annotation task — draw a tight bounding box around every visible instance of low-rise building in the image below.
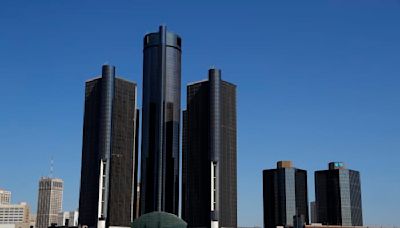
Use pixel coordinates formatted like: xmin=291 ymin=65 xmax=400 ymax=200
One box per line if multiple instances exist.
xmin=0 ymin=223 xmax=31 ymax=228
xmin=29 ymin=214 xmax=36 ymax=228
xmin=0 ymin=202 xmax=30 ymax=224
xmin=57 ymin=211 xmax=78 ymax=227
xmin=305 ymin=224 xmax=365 ymax=228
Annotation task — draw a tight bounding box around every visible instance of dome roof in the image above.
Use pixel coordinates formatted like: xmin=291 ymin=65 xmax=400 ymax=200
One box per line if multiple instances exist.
xmin=132 ymin=212 xmax=187 ymax=228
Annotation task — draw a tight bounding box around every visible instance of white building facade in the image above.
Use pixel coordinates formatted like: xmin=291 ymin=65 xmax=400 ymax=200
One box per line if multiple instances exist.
xmin=57 ymin=211 xmax=78 ymax=227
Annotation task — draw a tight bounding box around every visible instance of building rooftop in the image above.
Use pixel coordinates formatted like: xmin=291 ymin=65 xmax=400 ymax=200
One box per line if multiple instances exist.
xmin=328 ymin=162 xmax=346 ymax=170
xmin=277 ymin=160 xmax=293 ymax=168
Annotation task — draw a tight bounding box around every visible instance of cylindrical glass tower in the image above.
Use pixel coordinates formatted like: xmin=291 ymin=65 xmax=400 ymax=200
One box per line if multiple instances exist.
xmin=140 ymin=25 xmax=181 ymax=215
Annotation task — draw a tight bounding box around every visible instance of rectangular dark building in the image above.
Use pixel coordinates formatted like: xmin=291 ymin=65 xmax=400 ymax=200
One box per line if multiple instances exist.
xmin=182 ymin=69 xmax=237 ymax=228
xmin=315 ymin=162 xmax=363 ymax=226
xmin=140 ymin=25 xmax=182 ymax=215
xmin=263 ymin=161 xmax=309 ymax=228
xmin=78 ymin=65 xmax=139 ymax=228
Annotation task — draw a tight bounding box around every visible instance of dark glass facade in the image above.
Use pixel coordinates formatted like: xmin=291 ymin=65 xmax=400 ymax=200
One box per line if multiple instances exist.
xmin=140 ymin=26 xmax=181 ymax=215
xmin=78 ymin=65 xmax=139 ymax=228
xmin=263 ymin=162 xmax=309 ymax=228
xmin=315 ymin=163 xmax=363 ymax=226
xmin=182 ymin=69 xmax=237 ymax=228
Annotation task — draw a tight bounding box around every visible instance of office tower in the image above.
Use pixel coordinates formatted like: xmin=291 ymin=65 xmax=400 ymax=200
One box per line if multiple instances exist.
xmin=36 ymin=178 xmax=63 ymax=228
xmin=140 ymin=25 xmax=181 ymax=215
xmin=182 ymin=69 xmax=237 ymax=228
xmin=78 ymin=65 xmax=139 ymax=228
xmin=0 ymin=189 xmax=11 ymax=205
xmin=0 ymin=202 xmax=30 ymax=224
xmin=263 ymin=161 xmax=309 ymax=228
xmin=315 ymin=162 xmax=363 ymax=226
xmin=310 ymin=201 xmax=318 ymax=224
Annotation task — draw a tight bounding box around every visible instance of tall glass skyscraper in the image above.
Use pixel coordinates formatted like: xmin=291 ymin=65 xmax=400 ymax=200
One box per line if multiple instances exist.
xmin=263 ymin=161 xmax=309 ymax=228
xmin=315 ymin=162 xmax=363 ymax=226
xmin=140 ymin=26 xmax=181 ymax=215
xmin=78 ymin=65 xmax=139 ymax=228
xmin=182 ymin=69 xmax=237 ymax=228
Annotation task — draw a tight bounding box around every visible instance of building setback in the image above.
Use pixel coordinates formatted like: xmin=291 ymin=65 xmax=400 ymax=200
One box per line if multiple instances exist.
xmin=140 ymin=25 xmax=181 ymax=215
xmin=182 ymin=69 xmax=237 ymax=228
xmin=78 ymin=65 xmax=139 ymax=228
xmin=263 ymin=161 xmax=309 ymax=228
xmin=315 ymin=162 xmax=363 ymax=226
xmin=36 ymin=178 xmax=63 ymax=228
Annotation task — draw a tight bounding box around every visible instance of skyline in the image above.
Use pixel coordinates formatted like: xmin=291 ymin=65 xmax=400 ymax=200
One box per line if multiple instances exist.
xmin=1 ymin=0 xmax=400 ymax=227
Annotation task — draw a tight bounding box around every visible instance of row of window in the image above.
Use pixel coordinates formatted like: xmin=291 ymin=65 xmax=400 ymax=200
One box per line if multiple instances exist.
xmin=0 ymin=210 xmax=25 ymax=212
xmin=0 ymin=214 xmax=24 ymax=216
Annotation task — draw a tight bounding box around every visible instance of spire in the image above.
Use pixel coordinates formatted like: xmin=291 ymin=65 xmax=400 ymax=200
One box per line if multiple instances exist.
xmin=50 ymin=156 xmax=54 ymax=178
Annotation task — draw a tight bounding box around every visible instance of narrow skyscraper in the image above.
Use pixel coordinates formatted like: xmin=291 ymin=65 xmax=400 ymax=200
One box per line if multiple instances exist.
xmin=182 ymin=69 xmax=237 ymax=228
xmin=263 ymin=161 xmax=309 ymax=228
xmin=140 ymin=25 xmax=181 ymax=215
xmin=78 ymin=65 xmax=139 ymax=228
xmin=315 ymin=162 xmax=363 ymax=226
xmin=36 ymin=177 xmax=63 ymax=228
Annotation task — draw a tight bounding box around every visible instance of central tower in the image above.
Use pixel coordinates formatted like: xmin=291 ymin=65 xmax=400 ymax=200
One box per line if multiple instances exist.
xmin=140 ymin=25 xmax=182 ymax=215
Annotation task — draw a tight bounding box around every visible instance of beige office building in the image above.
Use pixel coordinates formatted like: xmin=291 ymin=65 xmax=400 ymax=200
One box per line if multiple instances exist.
xmin=0 ymin=190 xmax=11 ymax=205
xmin=0 ymin=202 xmax=30 ymax=224
xmin=29 ymin=214 xmax=36 ymax=228
xmin=36 ymin=178 xmax=63 ymax=228
xmin=0 ymin=224 xmax=30 ymax=228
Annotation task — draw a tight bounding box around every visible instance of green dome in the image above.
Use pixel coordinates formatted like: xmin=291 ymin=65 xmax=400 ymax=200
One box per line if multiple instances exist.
xmin=132 ymin=212 xmax=187 ymax=228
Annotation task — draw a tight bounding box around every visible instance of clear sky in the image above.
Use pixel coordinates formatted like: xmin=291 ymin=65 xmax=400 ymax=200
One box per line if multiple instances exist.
xmin=0 ymin=0 xmax=399 ymax=226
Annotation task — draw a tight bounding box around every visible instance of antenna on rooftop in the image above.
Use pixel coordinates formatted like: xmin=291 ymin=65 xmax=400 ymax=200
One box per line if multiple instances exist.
xmin=50 ymin=156 xmax=54 ymax=178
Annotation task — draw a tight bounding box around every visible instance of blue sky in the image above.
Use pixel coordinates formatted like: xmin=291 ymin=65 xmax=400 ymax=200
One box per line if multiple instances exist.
xmin=0 ymin=0 xmax=399 ymax=226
